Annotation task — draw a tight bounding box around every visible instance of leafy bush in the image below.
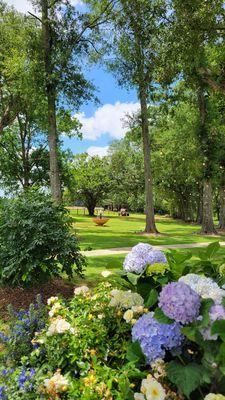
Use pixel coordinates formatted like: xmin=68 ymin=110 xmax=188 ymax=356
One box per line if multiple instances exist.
xmin=1 ymin=243 xmax=225 ymax=399
xmin=0 ymin=191 xmax=86 ymax=285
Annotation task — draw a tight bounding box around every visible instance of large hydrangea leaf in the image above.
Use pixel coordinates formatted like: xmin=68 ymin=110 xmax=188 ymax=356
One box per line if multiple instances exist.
xmin=166 ymin=361 xmax=211 ymax=397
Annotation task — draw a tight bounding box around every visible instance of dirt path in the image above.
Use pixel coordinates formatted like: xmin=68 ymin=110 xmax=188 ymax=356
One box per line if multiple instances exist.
xmin=82 ymin=241 xmax=225 ymax=257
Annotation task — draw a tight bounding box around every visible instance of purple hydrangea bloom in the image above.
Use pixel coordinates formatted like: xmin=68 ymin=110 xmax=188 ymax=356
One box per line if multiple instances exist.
xmin=209 ymin=305 xmax=225 ymax=322
xmin=159 ymin=282 xmax=200 ymax=324
xmin=123 ymin=252 xmax=147 ymax=274
xmin=132 ymin=312 xmax=184 ymax=364
xmin=123 ymin=243 xmax=167 ymax=274
xmin=146 ymin=249 xmax=167 ymax=265
xmin=201 ymin=305 xmax=225 ymax=341
xmin=132 ymin=243 xmax=153 ymax=256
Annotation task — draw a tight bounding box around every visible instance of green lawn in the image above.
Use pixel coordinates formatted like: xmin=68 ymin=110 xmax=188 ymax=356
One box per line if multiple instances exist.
xmin=73 ymin=247 xmax=225 ymax=287
xmin=70 ymin=211 xmax=225 ymax=250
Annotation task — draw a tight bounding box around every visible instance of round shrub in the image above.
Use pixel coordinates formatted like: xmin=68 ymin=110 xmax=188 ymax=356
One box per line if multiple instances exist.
xmin=0 ymin=190 xmax=86 ymax=285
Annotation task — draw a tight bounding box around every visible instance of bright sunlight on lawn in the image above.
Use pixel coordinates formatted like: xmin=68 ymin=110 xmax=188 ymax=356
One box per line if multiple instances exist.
xmin=70 ymin=210 xmax=225 ymax=250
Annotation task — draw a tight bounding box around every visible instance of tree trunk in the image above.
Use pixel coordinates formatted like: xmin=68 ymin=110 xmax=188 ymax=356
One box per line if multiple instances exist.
xmin=87 ymin=203 xmax=96 ymax=217
xmin=196 ymin=194 xmax=203 ymax=225
xmin=219 ymin=185 xmax=225 ymax=230
xmin=139 ymin=84 xmax=157 ymax=233
xmin=41 ymin=0 xmax=61 ymax=202
xmin=201 ymin=179 xmax=216 ymax=234
xmin=197 ymin=84 xmax=216 ymax=234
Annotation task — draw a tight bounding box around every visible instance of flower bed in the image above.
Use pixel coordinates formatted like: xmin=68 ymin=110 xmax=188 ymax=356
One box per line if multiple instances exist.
xmin=1 ymin=242 xmax=225 ymax=399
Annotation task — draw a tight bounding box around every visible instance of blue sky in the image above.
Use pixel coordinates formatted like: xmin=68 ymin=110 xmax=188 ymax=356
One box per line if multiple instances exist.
xmin=7 ymin=0 xmax=139 ymax=157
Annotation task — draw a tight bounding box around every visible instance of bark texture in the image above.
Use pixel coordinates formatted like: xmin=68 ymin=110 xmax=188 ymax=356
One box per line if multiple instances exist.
xmin=198 ymin=84 xmax=216 ymax=234
xmin=201 ymin=180 xmax=216 ymax=234
xmin=219 ymin=185 xmax=225 ymax=230
xmin=41 ymin=0 xmax=61 ymax=202
xmin=139 ymin=84 xmax=157 ymax=233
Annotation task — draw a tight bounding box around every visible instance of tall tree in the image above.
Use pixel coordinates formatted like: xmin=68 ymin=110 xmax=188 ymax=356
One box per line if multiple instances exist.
xmin=40 ymin=0 xmax=61 ymax=201
xmin=89 ymin=0 xmax=167 ymax=233
xmin=162 ymin=0 xmax=225 ymax=233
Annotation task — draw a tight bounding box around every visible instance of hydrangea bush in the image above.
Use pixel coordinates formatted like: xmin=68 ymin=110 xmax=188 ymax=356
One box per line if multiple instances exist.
xmin=1 ymin=242 xmax=225 ymax=399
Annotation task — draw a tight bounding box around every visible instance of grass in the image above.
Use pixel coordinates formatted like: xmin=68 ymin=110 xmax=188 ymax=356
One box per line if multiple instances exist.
xmin=70 ymin=211 xmax=225 ymax=250
xmin=73 ymin=246 xmax=225 ymax=286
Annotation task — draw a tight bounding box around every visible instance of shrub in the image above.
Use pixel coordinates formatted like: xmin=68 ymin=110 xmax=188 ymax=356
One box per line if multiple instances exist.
xmin=0 ymin=190 xmax=86 ymax=285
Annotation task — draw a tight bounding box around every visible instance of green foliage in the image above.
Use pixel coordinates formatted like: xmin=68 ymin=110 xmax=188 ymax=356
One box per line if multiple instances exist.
xmin=67 ymin=153 xmax=110 ymax=215
xmin=0 ymin=191 xmax=85 ymax=285
xmin=166 ymin=361 xmax=210 ymax=397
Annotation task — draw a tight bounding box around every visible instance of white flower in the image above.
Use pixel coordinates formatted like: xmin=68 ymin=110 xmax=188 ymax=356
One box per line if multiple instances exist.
xmin=123 ymin=309 xmax=134 ymax=323
xmin=74 ymin=286 xmax=90 ymax=295
xmin=101 ymin=270 xmax=112 ymax=278
xmin=150 ymin=359 xmax=166 ymax=379
xmin=98 ymin=314 xmax=105 ymax=320
xmin=179 ymin=274 xmax=225 ymax=304
xmin=141 ymin=375 xmax=166 ymax=400
xmin=47 ymin=317 xmax=72 ymax=336
xmin=134 ymin=394 xmax=145 ymax=400
xmin=132 ymin=305 xmax=144 ymax=314
xmin=49 ymin=302 xmax=62 ymax=318
xmin=47 ymin=296 xmax=59 ymax=306
xmin=44 ymin=370 xmax=69 ymax=393
xmin=109 ymin=289 xmax=144 ymax=309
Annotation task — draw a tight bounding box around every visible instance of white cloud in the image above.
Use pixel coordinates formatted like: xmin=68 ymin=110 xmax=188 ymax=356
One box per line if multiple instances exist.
xmin=7 ymin=0 xmax=33 ymax=13
xmin=87 ymin=146 xmax=109 ymax=157
xmin=76 ymin=101 xmax=140 ymax=141
xmin=7 ymin=0 xmax=82 ymax=14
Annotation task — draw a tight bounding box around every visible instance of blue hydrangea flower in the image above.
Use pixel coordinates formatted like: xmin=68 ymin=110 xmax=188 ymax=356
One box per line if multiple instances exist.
xmin=123 ymin=243 xmax=167 ymax=274
xmin=159 ymin=281 xmax=200 ymax=324
xmin=132 ymin=312 xmax=184 ymax=364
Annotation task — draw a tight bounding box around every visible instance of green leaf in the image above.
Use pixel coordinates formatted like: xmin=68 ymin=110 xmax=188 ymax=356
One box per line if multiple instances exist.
xmin=166 ymin=361 xmax=205 ymax=397
xmin=126 ymin=341 xmax=146 ymax=365
xmin=211 ymin=320 xmax=225 ymax=341
xmin=206 ymin=241 xmax=220 ymax=259
xmin=154 ymin=307 xmax=174 ymax=324
xmin=127 ymin=272 xmax=139 ymax=285
xmin=145 ymin=289 xmax=158 ymax=308
xmin=199 ymin=298 xmax=214 ymax=328
xmin=181 ymin=326 xmax=202 ymax=344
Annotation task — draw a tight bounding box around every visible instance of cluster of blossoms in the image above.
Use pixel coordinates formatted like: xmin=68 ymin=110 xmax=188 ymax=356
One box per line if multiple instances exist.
xmin=201 ymin=304 xmax=225 ymax=341
xmin=159 ymin=281 xmax=201 ymax=324
xmin=43 ymin=370 xmax=69 ymax=395
xmin=18 ymin=368 xmax=35 ymax=392
xmin=110 ymin=289 xmax=144 ymax=309
xmin=134 ymin=374 xmax=166 ymax=400
xmin=132 ymin=313 xmax=184 ymax=363
xmin=150 ymin=359 xmax=166 ymax=380
xmin=123 ymin=243 xmax=167 ymax=274
xmin=74 ymin=285 xmax=90 ymax=296
xmin=179 ymin=274 xmax=225 ymax=304
xmin=204 ymin=395 xmax=225 ymax=400
xmin=123 ymin=306 xmax=146 ymax=324
xmin=47 ymin=316 xmax=75 ymax=336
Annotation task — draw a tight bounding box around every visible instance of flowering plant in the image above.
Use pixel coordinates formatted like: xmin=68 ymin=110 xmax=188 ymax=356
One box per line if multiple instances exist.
xmin=0 ymin=243 xmax=225 ymax=399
